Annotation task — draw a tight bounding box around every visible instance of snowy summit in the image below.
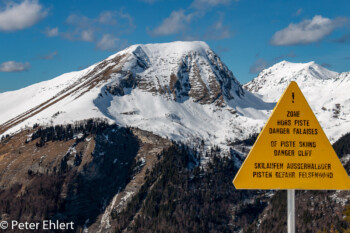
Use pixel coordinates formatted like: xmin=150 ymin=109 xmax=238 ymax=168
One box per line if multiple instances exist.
xmin=0 ymin=41 xmax=272 ymax=149
xmin=245 ymin=60 xmax=350 ymax=142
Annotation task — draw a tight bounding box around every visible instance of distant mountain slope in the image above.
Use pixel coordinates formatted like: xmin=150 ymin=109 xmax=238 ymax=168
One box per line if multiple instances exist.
xmin=244 ymin=61 xmax=350 ymax=142
xmin=0 ymin=41 xmax=273 ymax=148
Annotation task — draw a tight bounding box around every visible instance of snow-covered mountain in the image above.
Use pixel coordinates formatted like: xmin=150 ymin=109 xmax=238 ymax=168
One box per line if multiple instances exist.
xmin=0 ymin=41 xmax=272 ymax=148
xmin=1 ymin=43 xmax=350 ymax=232
xmin=1 ymin=43 xmax=349 ymax=148
xmin=244 ymin=60 xmax=350 ymax=142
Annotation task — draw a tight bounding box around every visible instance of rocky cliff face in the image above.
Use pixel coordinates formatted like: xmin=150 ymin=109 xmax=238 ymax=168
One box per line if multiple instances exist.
xmin=105 ymin=43 xmax=244 ymax=106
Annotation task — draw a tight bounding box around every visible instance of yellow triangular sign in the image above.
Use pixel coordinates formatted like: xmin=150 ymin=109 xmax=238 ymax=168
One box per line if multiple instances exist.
xmin=233 ymin=81 xmax=350 ymax=190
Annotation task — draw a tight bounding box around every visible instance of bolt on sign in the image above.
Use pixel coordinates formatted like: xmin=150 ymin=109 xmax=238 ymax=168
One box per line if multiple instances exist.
xmin=233 ymin=81 xmax=350 ymax=190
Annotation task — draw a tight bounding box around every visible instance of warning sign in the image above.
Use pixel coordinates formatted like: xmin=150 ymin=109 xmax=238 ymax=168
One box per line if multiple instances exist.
xmin=233 ymin=81 xmax=350 ymax=190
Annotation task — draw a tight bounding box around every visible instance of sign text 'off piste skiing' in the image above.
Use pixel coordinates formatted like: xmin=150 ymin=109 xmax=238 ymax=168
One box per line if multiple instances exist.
xmin=233 ymin=81 xmax=350 ymax=190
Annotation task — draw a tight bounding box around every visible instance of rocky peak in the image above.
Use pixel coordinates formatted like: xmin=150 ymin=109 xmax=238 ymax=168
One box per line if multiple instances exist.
xmin=0 ymin=41 xmax=268 ymax=146
xmin=105 ymin=41 xmax=244 ymax=106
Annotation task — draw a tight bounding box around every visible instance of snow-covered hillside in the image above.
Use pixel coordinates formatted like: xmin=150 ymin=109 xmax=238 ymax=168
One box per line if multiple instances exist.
xmin=244 ymin=61 xmax=350 ymax=142
xmin=0 ymin=41 xmax=273 ymax=148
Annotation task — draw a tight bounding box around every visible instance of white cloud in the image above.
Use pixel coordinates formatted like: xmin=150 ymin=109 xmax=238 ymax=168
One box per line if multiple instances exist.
xmin=67 ymin=11 xmax=121 ymax=26
xmin=81 ymin=30 xmax=94 ymax=42
xmin=96 ymin=34 xmax=126 ymax=51
xmin=151 ymin=10 xmax=194 ymax=36
xmin=64 ymin=10 xmax=134 ymax=42
xmin=66 ymin=13 xmax=91 ymax=28
xmin=66 ymin=10 xmax=134 ymax=29
xmin=191 ymin=0 xmax=236 ymax=10
xmin=249 ymin=58 xmax=268 ymax=74
xmin=204 ymin=14 xmax=232 ymax=40
xmin=64 ymin=14 xmax=96 ymax=41
xmin=150 ymin=1 xmax=236 ymax=38
xmin=0 ymin=0 xmax=48 ymax=32
xmin=271 ymin=15 xmax=347 ymax=46
xmin=0 ymin=61 xmax=30 ymax=72
xmin=98 ymin=11 xmax=116 ymax=24
xmin=44 ymin=27 xmax=58 ymax=37
xmin=116 ymin=9 xmax=135 ymax=30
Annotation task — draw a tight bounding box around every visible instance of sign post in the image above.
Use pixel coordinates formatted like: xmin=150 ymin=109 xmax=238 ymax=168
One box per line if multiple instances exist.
xmin=233 ymin=81 xmax=350 ymax=231
xmin=287 ymin=189 xmax=295 ymax=233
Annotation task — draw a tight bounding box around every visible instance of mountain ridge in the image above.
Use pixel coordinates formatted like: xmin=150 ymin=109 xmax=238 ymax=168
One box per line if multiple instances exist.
xmin=0 ymin=41 xmax=272 ymax=149
xmin=244 ymin=60 xmax=350 ymax=142
xmin=1 ymin=42 xmax=350 ymax=146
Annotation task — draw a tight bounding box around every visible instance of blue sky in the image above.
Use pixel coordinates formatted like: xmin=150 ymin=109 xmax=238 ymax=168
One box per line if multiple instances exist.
xmin=0 ymin=0 xmax=350 ymax=92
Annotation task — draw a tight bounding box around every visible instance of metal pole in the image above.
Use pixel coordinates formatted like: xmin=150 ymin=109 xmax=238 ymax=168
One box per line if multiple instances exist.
xmin=287 ymin=189 xmax=295 ymax=233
